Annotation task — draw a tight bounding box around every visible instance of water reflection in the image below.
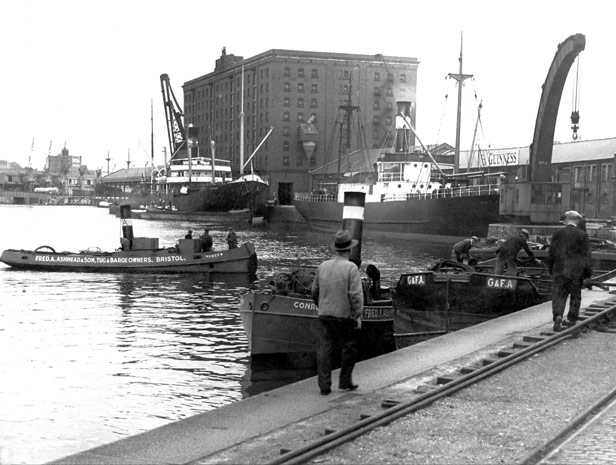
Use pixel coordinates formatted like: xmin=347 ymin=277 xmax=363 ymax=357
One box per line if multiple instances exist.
xmin=0 ymin=205 xmax=452 ymax=464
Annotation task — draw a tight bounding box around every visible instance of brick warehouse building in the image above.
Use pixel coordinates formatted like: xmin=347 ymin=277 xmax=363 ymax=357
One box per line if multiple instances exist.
xmin=182 ymin=48 xmax=419 ymax=204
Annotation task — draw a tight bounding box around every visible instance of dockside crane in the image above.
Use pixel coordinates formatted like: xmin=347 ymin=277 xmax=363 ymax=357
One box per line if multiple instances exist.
xmin=500 ymin=33 xmax=586 ymax=223
xmin=160 ymin=74 xmax=186 ymax=161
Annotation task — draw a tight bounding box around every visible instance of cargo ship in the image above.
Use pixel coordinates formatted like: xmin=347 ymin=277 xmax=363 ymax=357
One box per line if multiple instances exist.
xmin=293 ymin=101 xmax=503 ymax=243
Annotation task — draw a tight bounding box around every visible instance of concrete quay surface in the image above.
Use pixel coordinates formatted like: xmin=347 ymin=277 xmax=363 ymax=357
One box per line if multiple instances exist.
xmin=50 ymin=287 xmax=616 ymax=465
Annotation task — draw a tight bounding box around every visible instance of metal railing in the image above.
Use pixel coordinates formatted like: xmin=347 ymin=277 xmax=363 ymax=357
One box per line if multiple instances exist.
xmin=294 ymin=183 xmax=500 ymax=203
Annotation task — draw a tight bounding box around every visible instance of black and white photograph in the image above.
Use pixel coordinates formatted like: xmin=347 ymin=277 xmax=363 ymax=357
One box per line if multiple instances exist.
xmin=2 ymin=1 xmax=616 ymax=463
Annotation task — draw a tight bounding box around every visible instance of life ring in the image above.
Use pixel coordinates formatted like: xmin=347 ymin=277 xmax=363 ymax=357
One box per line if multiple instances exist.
xmin=260 ymin=302 xmax=269 ymax=311
xmin=430 ymin=259 xmax=474 ymax=273
xmin=34 ymin=245 xmax=56 ymax=253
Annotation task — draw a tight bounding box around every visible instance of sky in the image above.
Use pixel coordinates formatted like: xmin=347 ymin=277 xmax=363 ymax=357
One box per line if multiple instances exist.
xmin=1 ymin=0 xmax=614 ymax=172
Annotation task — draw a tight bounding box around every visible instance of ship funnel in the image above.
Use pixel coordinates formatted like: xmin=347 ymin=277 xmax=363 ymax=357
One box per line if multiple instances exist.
xmin=341 ymin=191 xmax=365 ymax=268
xmin=120 ymin=204 xmax=134 ymax=247
xmin=395 ymin=101 xmax=413 ymax=153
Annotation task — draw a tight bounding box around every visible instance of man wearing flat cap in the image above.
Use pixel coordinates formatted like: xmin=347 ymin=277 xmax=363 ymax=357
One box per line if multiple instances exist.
xmin=312 ymin=229 xmax=363 ymax=396
xmin=494 ymin=228 xmax=535 ymax=276
xmin=452 ymin=236 xmax=479 ymax=263
xmin=547 ymin=210 xmax=593 ymax=332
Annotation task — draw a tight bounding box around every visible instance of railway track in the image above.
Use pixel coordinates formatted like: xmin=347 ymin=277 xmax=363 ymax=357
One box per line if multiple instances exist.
xmin=519 ymin=384 xmax=616 ymax=464
xmin=262 ymin=297 xmax=616 ymax=465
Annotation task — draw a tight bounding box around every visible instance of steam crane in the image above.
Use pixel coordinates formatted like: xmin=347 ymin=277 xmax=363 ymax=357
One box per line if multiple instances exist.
xmin=160 ymin=74 xmax=186 ymax=160
xmin=500 ymin=34 xmax=586 ymax=224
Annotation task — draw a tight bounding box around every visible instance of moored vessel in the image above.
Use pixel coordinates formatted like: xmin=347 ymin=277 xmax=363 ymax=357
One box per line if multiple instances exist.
xmin=239 ymin=191 xmax=397 ymax=364
xmin=159 ymin=73 xmax=270 ymax=219
xmin=392 ymin=259 xmax=552 ymax=342
xmin=0 ymin=204 xmax=257 ymax=274
xmin=293 ymin=97 xmax=502 ymax=242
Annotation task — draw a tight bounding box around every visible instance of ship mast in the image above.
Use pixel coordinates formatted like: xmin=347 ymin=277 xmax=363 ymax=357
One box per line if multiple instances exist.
xmin=150 ymin=99 xmax=154 ymax=192
xmin=337 ymin=69 xmax=359 ymax=185
xmin=448 ymin=32 xmax=473 ymax=174
xmin=240 ymin=64 xmax=245 ymax=176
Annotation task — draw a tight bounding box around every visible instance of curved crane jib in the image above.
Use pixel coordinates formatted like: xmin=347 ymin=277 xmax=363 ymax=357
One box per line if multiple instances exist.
xmin=529 ymin=34 xmax=586 ymax=183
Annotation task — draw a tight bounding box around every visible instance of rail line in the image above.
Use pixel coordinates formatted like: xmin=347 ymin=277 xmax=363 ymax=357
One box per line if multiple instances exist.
xmin=264 ymin=297 xmax=616 ymax=465
xmin=519 ymin=355 xmax=616 ymax=464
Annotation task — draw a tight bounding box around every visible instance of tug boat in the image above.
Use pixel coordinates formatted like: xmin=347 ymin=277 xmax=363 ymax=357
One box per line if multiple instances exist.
xmin=239 ymin=191 xmax=397 ymax=364
xmin=0 ymin=205 xmax=257 ymax=274
xmin=393 ymin=258 xmax=552 ymax=341
xmin=239 ymin=265 xmax=396 ymax=362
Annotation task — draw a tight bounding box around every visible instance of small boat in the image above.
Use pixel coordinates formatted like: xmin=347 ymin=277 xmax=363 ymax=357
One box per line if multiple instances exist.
xmin=0 ymin=242 xmax=257 ymax=274
xmin=239 ymin=265 xmax=396 ymax=362
xmin=0 ymin=205 xmax=258 ymax=274
xmin=470 ymin=245 xmax=616 ymax=274
xmin=239 ymin=191 xmax=397 ymax=365
xmin=392 ymin=259 xmax=552 ymax=339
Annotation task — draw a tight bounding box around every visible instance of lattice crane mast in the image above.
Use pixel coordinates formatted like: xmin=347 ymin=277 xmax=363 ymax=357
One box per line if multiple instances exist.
xmin=160 ymin=74 xmax=186 ymax=160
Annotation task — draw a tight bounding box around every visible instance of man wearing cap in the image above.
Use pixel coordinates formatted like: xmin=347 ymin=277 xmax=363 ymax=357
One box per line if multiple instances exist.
xmin=452 ymin=236 xmax=479 ymax=263
xmin=494 ymin=229 xmax=535 ymax=276
xmin=311 ymin=229 xmax=364 ymax=396
xmin=547 ymin=210 xmax=593 ymax=332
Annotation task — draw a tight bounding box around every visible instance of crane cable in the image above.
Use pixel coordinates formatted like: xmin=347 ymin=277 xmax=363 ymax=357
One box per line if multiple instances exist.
xmin=571 ymin=56 xmax=581 ymax=140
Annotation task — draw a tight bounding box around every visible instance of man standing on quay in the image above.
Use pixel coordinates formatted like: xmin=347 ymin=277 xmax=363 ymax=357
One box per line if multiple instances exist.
xmin=311 ymin=230 xmax=363 ymax=396
xmin=547 ymin=210 xmax=593 ymax=332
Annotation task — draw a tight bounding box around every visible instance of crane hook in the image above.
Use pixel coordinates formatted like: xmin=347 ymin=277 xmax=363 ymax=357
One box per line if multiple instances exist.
xmin=571 ymin=110 xmax=580 ymax=140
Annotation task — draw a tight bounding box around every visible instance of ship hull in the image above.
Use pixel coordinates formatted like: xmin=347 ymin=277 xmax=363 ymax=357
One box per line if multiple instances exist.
xmin=239 ymin=292 xmax=396 ymax=360
xmin=294 ymin=194 xmax=501 ymax=242
xmin=173 ymin=183 xmax=269 ymax=215
xmin=0 ymin=242 xmax=257 ymax=274
xmin=393 ymin=264 xmax=551 ymax=334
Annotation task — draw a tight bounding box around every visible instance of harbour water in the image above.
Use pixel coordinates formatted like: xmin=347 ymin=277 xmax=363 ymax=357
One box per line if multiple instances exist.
xmin=0 ymin=205 xmax=451 ymax=464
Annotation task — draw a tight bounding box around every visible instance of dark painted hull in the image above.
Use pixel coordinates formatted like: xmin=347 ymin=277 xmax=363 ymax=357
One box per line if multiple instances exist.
xmin=239 ymin=292 xmax=396 ymax=360
xmin=138 ymin=208 xmax=252 ymax=223
xmin=294 ymin=194 xmax=501 ymax=242
xmin=393 ymin=266 xmax=551 ymax=334
xmin=0 ymin=242 xmax=257 ymax=274
xmin=174 ymin=183 xmax=269 ymax=215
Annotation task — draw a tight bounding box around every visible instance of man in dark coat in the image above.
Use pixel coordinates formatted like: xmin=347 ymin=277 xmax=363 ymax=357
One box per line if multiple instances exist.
xmin=452 ymin=236 xmax=479 ymax=263
xmin=200 ymin=229 xmax=213 ymax=252
xmin=226 ymin=228 xmax=238 ymax=249
xmin=494 ymin=229 xmax=535 ymax=276
xmin=547 ymin=210 xmax=593 ymax=332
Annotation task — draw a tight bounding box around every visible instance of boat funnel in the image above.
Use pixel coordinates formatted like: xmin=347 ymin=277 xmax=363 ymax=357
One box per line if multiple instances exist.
xmin=395 ymin=101 xmax=413 ymax=153
xmin=119 ymin=204 xmax=134 ymax=246
xmin=341 ymin=191 xmax=365 ymax=268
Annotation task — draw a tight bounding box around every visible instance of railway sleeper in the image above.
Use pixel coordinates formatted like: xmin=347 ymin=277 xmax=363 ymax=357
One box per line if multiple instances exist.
xmin=523 ymin=335 xmax=548 ymax=343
